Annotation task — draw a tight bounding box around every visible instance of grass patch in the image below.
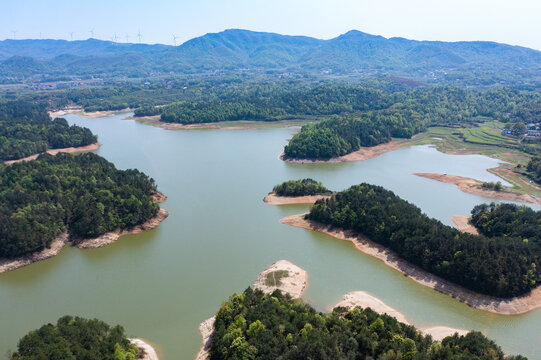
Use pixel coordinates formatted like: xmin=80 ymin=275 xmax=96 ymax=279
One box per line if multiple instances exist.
xmin=265 ymin=270 xmax=289 ymax=287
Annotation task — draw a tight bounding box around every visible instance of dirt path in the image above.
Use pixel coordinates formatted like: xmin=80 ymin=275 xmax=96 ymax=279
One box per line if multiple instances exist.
xmin=263 ymin=192 xmax=331 ymax=205
xmin=281 ymin=213 xmax=541 ymax=315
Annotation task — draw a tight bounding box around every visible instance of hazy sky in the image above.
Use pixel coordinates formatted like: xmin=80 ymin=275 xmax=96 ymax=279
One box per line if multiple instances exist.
xmin=2 ymin=0 xmax=541 ymax=50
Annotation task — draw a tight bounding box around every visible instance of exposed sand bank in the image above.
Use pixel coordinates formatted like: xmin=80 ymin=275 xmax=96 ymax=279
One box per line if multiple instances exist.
xmin=333 ymin=291 xmax=409 ymax=324
xmin=197 ymin=260 xmax=308 ymax=360
xmin=3 ymin=142 xmax=102 ymax=164
xmin=49 ymin=108 xmax=132 ymax=118
xmin=281 ymin=213 xmax=541 ymax=315
xmin=452 ymin=215 xmax=480 ymax=235
xmin=129 ymin=338 xmax=159 ymax=360
xmin=332 ymin=291 xmax=467 ymax=341
xmin=253 ymin=259 xmax=308 ymax=298
xmin=76 ymin=208 xmax=169 ymax=249
xmin=281 ymin=140 xmax=409 ymax=164
xmin=0 ymin=232 xmax=69 ymax=274
xmin=414 ymin=173 xmax=541 ymax=205
xmin=263 ymin=191 xmax=331 ymax=205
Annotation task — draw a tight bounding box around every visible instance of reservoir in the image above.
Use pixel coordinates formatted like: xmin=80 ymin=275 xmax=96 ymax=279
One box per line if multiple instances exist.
xmin=0 ymin=113 xmax=539 ymax=359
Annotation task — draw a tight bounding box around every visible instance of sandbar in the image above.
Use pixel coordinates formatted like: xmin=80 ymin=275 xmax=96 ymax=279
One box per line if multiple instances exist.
xmin=263 ymin=191 xmax=331 ymax=205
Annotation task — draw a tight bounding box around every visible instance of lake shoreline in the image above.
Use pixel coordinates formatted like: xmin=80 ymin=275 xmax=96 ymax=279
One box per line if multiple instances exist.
xmin=281 ymin=213 xmax=541 ymax=315
xmin=0 ymin=192 xmax=168 ymax=274
xmin=129 ymin=338 xmax=160 ymax=360
xmin=280 ymin=140 xmax=410 ymax=164
xmin=263 ymin=191 xmax=331 ymax=205
xmin=49 ymin=107 xmax=133 ymax=118
xmin=3 ymin=142 xmax=102 ymax=164
xmin=414 ymin=172 xmax=541 ymax=205
xmin=452 ymin=215 xmax=480 ymax=235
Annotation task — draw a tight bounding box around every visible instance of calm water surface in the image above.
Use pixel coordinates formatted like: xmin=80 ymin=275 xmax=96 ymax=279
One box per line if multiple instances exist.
xmin=1 ymin=113 xmax=540 ymax=359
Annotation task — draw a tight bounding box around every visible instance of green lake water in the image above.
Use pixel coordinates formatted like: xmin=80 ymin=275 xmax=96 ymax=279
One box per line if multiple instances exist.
xmin=1 ymin=113 xmax=540 ymax=359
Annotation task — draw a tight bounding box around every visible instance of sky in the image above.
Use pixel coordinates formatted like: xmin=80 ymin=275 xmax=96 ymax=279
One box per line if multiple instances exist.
xmin=2 ymin=0 xmax=541 ymax=50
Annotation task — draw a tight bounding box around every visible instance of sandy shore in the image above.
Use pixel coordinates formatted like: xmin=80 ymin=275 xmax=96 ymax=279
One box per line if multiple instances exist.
xmin=197 ymin=260 xmax=307 ymax=360
xmin=281 ymin=213 xmax=541 ymax=315
xmin=332 ymin=291 xmax=467 ymax=341
xmin=129 ymin=338 xmax=159 ymax=360
xmin=452 ymin=215 xmax=480 ymax=235
xmin=334 ymin=291 xmax=409 ymax=324
xmin=76 ymin=208 xmax=168 ymax=249
xmin=4 ymin=142 xmax=102 ymax=164
xmin=0 ymin=232 xmax=69 ymax=274
xmin=414 ymin=173 xmax=541 ymax=205
xmin=281 ymin=140 xmax=409 ymax=164
xmin=263 ymin=191 xmax=331 ymax=205
xmin=49 ymin=108 xmax=132 ymax=118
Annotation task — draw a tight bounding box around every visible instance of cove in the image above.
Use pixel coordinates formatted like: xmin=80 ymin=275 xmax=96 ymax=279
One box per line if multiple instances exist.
xmin=0 ymin=112 xmax=539 ymax=359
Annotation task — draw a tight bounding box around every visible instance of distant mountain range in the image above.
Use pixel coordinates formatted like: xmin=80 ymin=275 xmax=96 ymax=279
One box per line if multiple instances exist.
xmin=1 ymin=29 xmax=541 ymax=83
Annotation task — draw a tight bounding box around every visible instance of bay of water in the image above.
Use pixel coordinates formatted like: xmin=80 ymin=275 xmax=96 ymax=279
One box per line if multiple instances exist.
xmin=0 ymin=113 xmax=539 ymax=359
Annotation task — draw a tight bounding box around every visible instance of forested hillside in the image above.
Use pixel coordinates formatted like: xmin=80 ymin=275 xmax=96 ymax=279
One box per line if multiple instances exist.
xmin=284 ymin=86 xmax=541 ymax=159
xmin=0 ymin=101 xmax=97 ymax=160
xmin=307 ymin=184 xmax=540 ymax=297
xmin=1 ymin=29 xmax=541 ymax=85
xmin=11 ymin=315 xmax=140 ymax=360
xmin=0 ymin=152 xmax=159 ymax=258
xmin=210 ymin=288 xmax=526 ymax=359
xmin=273 ymin=179 xmax=331 ymax=196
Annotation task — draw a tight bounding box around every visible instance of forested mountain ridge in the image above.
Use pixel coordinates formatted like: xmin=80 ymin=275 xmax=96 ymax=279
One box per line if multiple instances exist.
xmin=2 ymin=29 xmax=541 ymax=83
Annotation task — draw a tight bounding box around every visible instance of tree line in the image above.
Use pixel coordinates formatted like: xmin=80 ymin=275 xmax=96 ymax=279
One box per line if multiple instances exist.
xmin=0 ymin=100 xmax=97 ymax=161
xmin=11 ymin=315 xmax=140 ymax=360
xmin=307 ymin=184 xmax=539 ymax=297
xmin=0 ymin=152 xmax=160 ymax=258
xmin=273 ymin=179 xmax=331 ymax=196
xmin=210 ymin=288 xmax=526 ymax=360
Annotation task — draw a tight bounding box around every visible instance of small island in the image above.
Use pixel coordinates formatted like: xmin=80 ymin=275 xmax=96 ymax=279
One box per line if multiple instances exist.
xmin=10 ymin=315 xmax=158 ymax=360
xmin=197 ymin=260 xmax=524 ymax=360
xmin=0 ymin=152 xmax=168 ymax=274
xmin=263 ymin=178 xmax=332 ymax=205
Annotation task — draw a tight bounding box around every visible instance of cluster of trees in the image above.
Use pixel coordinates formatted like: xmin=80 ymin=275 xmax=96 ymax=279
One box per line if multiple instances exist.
xmin=210 ymin=288 xmax=526 ymax=360
xmin=0 ymin=101 xmax=97 ymax=161
xmin=273 ymin=178 xmax=331 ymax=197
xmin=481 ymin=181 xmax=504 ymax=191
xmin=11 ymin=315 xmax=140 ymax=360
xmin=526 ymin=156 xmax=541 ymax=184
xmin=307 ymin=184 xmax=540 ymax=297
xmin=471 ymin=203 xmax=541 ymax=253
xmin=0 ymin=152 xmax=159 ymax=258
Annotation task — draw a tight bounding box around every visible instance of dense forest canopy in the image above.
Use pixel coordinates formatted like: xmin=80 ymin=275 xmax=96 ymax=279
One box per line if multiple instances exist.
xmin=273 ymin=179 xmax=331 ymax=196
xmin=0 ymin=100 xmax=97 ymax=161
xmin=210 ymin=288 xmax=526 ymax=360
xmin=11 ymin=315 xmax=140 ymax=360
xmin=0 ymin=152 xmax=159 ymax=258
xmin=306 ymin=184 xmax=540 ymax=297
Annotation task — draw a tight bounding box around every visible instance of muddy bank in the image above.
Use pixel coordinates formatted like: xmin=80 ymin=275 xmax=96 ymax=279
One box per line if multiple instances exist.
xmin=263 ymin=191 xmax=331 ymax=205
xmin=281 ymin=140 xmax=409 ymax=164
xmin=281 ymin=213 xmax=541 ymax=315
xmin=75 ymin=208 xmax=169 ymax=249
xmin=332 ymin=291 xmax=467 ymax=341
xmin=0 ymin=232 xmax=69 ymax=274
xmin=129 ymin=338 xmax=160 ymax=360
xmin=197 ymin=260 xmax=307 ymax=360
xmin=4 ymin=142 xmax=102 ymax=164
xmin=414 ymin=173 xmax=541 ymax=205
xmin=452 ymin=215 xmax=480 ymax=235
